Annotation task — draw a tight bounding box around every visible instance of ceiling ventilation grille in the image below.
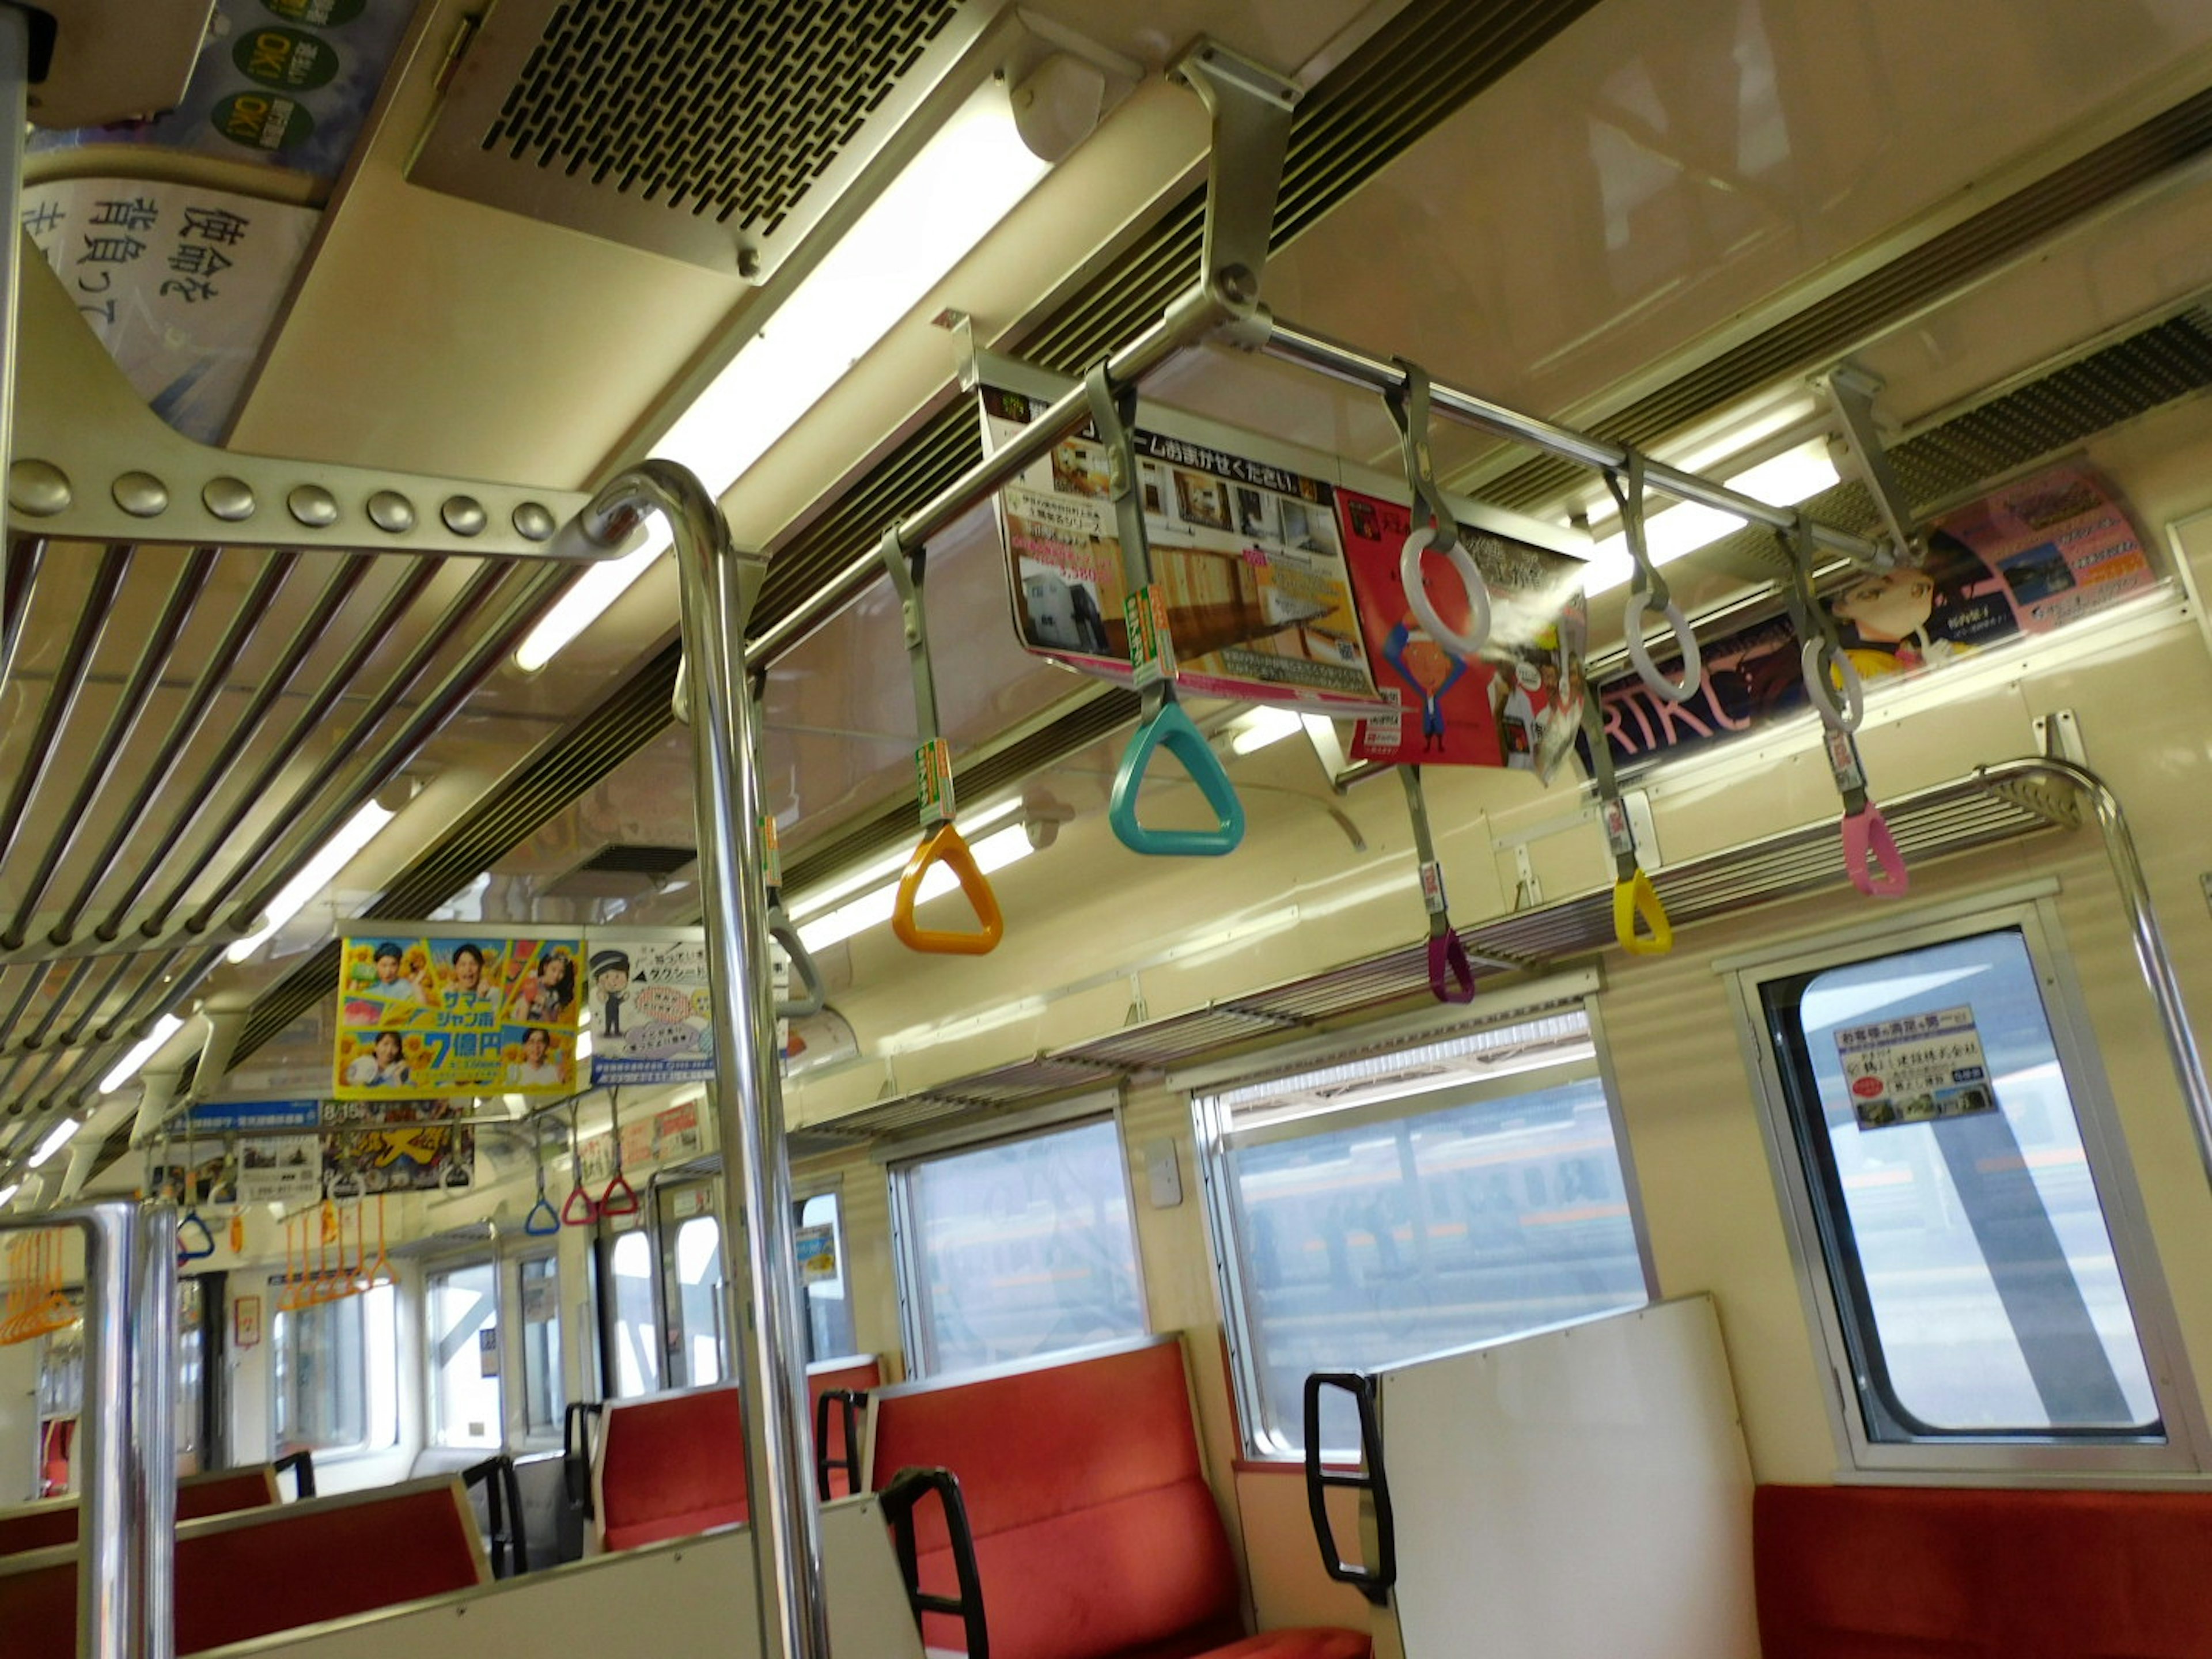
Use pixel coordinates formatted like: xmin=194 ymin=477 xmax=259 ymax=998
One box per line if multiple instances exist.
xmin=410 ymin=0 xmax=985 ymax=272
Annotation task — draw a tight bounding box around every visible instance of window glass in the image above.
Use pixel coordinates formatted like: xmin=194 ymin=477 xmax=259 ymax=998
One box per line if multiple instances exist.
xmin=1201 ymin=1009 xmax=1648 ymax=1455
xmin=797 ymin=1192 xmax=858 ymax=1362
xmin=667 ymin=1215 xmax=726 ymax=1387
xmin=605 ymin=1229 xmax=660 ymax=1398
xmin=899 ymin=1118 xmax=1145 ymax=1376
xmin=428 ymin=1262 xmax=502 ymax=1448
xmin=1762 ymin=928 xmax=2160 ymax=1438
xmin=271 ymin=1282 xmax=396 ymax=1456
xmin=517 ymin=1255 xmax=564 ymax=1437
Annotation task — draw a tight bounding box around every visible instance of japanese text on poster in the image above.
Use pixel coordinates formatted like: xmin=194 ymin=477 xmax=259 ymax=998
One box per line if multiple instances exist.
xmin=586 ymin=935 xmax=714 ymax=1085
xmin=334 ymin=934 xmax=582 ymax=1099
xmin=1335 ymin=488 xmax=1588 ymax=781
xmin=22 ymin=179 xmax=320 ymax=442
xmin=323 ymin=1099 xmax=475 ymax=1192
xmin=978 ymin=384 xmax=1387 ymax=713
xmin=1835 ymin=1006 xmax=1997 ymax=1132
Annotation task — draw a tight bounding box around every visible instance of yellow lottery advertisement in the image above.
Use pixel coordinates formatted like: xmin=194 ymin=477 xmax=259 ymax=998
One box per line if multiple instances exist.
xmin=334 ymin=932 xmax=583 ymax=1099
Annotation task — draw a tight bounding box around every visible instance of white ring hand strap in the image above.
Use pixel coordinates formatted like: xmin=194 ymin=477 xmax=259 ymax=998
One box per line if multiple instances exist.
xmin=1384 ymin=359 xmax=1490 ymax=657
xmin=1607 ymin=453 xmax=1700 ymax=704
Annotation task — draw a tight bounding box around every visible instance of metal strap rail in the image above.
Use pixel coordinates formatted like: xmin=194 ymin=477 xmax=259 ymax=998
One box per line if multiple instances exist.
xmin=0 ymin=1199 xmax=175 ymax=1659
xmin=550 ymin=460 xmax=824 ymax=1659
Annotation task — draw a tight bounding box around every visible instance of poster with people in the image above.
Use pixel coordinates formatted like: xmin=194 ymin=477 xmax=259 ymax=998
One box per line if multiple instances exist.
xmin=1334 ymin=488 xmax=1590 ymax=780
xmin=333 ymin=933 xmax=583 ymax=1099
xmin=978 ymin=382 xmax=1388 ymax=714
xmin=1594 ymin=460 xmax=2163 ymax=769
xmin=322 ymin=1099 xmax=474 ymax=1192
xmin=586 ymin=933 xmax=714 ymax=1086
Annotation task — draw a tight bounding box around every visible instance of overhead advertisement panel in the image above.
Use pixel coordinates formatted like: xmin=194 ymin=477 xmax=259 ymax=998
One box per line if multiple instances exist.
xmin=332 ymin=933 xmax=585 ymax=1100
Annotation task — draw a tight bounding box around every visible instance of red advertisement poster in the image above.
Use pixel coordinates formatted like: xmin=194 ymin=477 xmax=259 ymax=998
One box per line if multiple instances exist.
xmin=1337 ymin=488 xmax=1589 ymax=779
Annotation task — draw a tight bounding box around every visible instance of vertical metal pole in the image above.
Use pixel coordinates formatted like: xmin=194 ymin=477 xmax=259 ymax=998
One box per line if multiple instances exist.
xmin=137 ymin=1203 xmax=178 ymax=1659
xmin=74 ymin=1202 xmax=141 ymax=1659
xmin=555 ymin=462 xmax=827 ymax=1659
xmin=0 ymin=6 xmax=28 ymax=668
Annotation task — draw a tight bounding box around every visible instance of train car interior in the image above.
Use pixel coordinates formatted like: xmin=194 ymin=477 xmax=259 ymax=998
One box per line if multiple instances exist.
xmin=7 ymin=0 xmax=2212 ymax=1656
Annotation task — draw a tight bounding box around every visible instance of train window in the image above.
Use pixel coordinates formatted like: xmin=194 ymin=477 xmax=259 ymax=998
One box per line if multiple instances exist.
xmin=516 ymin=1253 xmax=564 ymax=1440
xmin=666 ymin=1212 xmax=728 ymax=1387
xmin=797 ymin=1191 xmax=859 ymax=1362
xmin=604 ymin=1228 xmax=661 ymax=1398
xmin=890 ymin=1116 xmax=1146 ymax=1376
xmin=427 ymin=1260 xmax=502 ymax=1448
xmin=271 ymin=1280 xmax=396 ymax=1458
xmin=177 ymin=1277 xmax=204 ymax=1474
xmin=1191 ymin=1001 xmax=1650 ymax=1457
xmin=1732 ymin=904 xmax=2204 ymax=1474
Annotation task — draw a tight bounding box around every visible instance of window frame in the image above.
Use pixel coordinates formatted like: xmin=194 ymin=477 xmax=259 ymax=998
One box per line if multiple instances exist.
xmin=1722 ymin=887 xmax=2209 ymax=1482
xmin=1185 ymin=978 xmax=1656 ymax=1461
xmin=422 ymin=1251 xmax=505 ymax=1452
xmin=267 ymin=1275 xmax=397 ymax=1461
xmin=509 ymin=1247 xmax=564 ymax=1449
xmin=885 ymin=1094 xmax=1150 ymax=1379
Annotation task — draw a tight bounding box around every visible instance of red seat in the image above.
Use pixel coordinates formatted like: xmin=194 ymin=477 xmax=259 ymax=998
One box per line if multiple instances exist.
xmin=595 ymin=1359 xmax=885 ymax=1551
xmin=0 ymin=1474 xmax=484 ymax=1659
xmin=868 ymin=1339 xmax=1368 ymax=1659
xmin=1756 ymin=1483 xmax=2212 ymax=1657
xmin=0 ymin=1464 xmax=280 ymax=1559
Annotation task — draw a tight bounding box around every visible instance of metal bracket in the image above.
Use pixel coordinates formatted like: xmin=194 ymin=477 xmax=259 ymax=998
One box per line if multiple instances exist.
xmin=2034 ymin=707 xmax=2087 ymax=766
xmin=1817 ymin=365 xmax=1916 ymax=569
xmin=1168 ymin=40 xmax=1298 ymax=344
xmin=7 ymin=243 xmax=623 ymax=560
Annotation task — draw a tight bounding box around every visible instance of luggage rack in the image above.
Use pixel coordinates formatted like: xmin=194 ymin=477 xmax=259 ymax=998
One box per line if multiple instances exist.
xmin=816 ymin=756 xmax=2139 ymax=1145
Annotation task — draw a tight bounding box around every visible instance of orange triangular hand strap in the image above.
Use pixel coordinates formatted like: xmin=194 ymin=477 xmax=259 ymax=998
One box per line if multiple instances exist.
xmin=892 ymin=821 xmax=1004 ymax=955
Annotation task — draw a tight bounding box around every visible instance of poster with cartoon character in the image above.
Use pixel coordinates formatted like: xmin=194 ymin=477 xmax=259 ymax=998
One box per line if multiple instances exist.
xmin=586 ymin=933 xmax=714 ymax=1086
xmin=1335 ymin=488 xmax=1589 ymax=780
xmin=334 ymin=933 xmax=582 ymax=1098
xmin=1594 ymin=459 xmax=2161 ymax=770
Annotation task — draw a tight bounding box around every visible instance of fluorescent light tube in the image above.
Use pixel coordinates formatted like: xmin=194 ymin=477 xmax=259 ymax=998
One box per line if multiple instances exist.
xmin=98 ymin=1012 xmax=185 ymax=1096
xmin=0 ymin=1182 xmax=18 ymax=1208
xmin=1229 ymin=706 xmax=1308 ymax=755
xmin=516 ymin=80 xmax=1055 ymax=673
xmin=1582 ymin=438 xmax=1841 ymax=597
xmin=26 ymin=1117 xmax=79 ymax=1169
xmin=226 ymin=798 xmax=398 ymax=964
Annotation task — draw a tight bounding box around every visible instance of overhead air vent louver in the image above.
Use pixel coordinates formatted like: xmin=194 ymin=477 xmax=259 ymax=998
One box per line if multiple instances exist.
xmin=409 ymin=0 xmax=992 ymax=273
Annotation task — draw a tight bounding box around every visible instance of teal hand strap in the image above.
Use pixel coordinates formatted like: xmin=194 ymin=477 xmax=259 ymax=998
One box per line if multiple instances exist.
xmin=1084 ymin=359 xmax=1247 ymax=859
xmin=1110 ymin=698 xmax=1247 ymax=857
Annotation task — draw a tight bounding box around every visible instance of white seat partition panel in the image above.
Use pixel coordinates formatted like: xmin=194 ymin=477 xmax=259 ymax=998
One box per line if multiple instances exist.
xmin=1365 ymin=1296 xmax=1757 ymax=1659
xmin=195 ymin=1494 xmax=923 ymax=1659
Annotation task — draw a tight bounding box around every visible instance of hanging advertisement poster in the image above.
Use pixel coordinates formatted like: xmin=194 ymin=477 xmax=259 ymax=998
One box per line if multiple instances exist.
xmin=585 ymin=933 xmax=713 ymax=1086
xmin=577 ymin=1101 xmax=706 ymax=1185
xmin=1834 ymin=1006 xmax=1997 ymax=1132
xmin=1596 ymin=459 xmax=2163 ymax=769
xmin=160 ymin=1106 xmax=325 ymax=1212
xmin=796 ymin=1224 xmax=838 ymax=1284
xmin=28 ymin=0 xmax=416 ymax=183
xmin=1334 ymin=488 xmax=1589 ymax=780
xmin=333 ymin=933 xmax=582 ymax=1099
xmin=978 ymin=381 xmax=1388 ymax=714
xmin=322 ymin=1099 xmax=474 ymax=1192
xmin=21 ymin=179 xmax=321 ymax=443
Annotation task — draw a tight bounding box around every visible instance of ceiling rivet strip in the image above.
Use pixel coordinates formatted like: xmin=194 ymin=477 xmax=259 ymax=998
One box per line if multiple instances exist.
xmin=8 ymin=459 xmax=69 ymax=516
xmin=441 ymin=495 xmax=487 ymax=536
xmin=366 ymin=490 xmax=417 ymax=534
xmin=286 ymin=483 xmax=339 ymax=528
xmin=110 ymin=471 xmax=168 ymax=518
xmin=201 ymin=476 xmax=255 ymax=521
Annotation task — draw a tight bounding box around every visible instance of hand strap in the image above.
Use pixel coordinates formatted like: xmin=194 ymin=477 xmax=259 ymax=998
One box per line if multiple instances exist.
xmin=1384 ymin=359 xmax=1490 ymax=654
xmin=1579 ymin=684 xmax=1675 ymax=956
xmin=1608 ymin=454 xmax=1700 ymax=703
xmin=1400 ymin=766 xmax=1475 ymax=1003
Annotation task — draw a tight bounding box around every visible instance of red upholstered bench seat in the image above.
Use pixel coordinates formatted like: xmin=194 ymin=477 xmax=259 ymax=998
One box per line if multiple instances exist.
xmin=1756 ymin=1482 xmax=2212 ymax=1658
xmin=867 ymin=1339 xmax=1369 ymax=1659
xmin=0 ymin=1463 xmax=281 ymax=1558
xmin=596 ymin=1358 xmax=884 ymax=1551
xmin=0 ymin=1474 xmax=485 ymax=1659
